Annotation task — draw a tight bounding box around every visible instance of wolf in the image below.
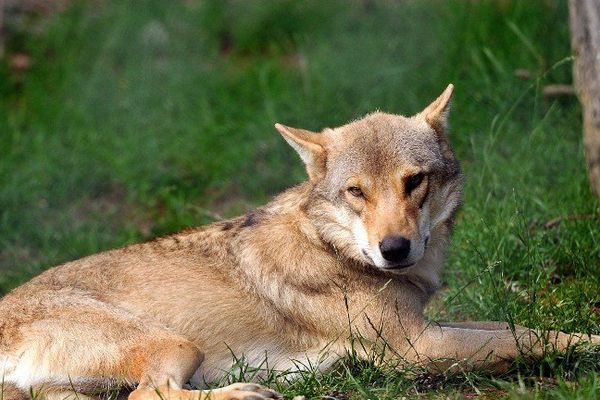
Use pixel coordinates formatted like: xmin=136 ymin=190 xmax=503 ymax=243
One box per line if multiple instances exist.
xmin=0 ymin=84 xmax=598 ymax=400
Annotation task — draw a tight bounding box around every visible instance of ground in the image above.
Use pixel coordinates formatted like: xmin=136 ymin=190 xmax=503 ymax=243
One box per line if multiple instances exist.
xmin=0 ymin=1 xmax=599 ymax=398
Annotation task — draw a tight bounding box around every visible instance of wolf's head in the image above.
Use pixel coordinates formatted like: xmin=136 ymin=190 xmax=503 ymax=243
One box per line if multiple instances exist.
xmin=276 ymin=85 xmax=462 ymax=278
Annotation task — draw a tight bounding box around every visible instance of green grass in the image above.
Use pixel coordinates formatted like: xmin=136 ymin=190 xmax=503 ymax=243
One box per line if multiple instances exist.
xmin=1 ymin=0 xmax=599 ymax=398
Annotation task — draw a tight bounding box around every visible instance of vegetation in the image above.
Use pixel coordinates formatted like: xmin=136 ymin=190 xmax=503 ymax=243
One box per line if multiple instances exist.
xmin=1 ymin=0 xmax=598 ymax=398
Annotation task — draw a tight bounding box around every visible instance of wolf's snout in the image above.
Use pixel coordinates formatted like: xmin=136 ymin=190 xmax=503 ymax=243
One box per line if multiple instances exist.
xmin=379 ymin=236 xmax=411 ymax=264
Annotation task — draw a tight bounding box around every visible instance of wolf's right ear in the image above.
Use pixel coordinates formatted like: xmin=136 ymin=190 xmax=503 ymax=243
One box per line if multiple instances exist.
xmin=275 ymin=123 xmax=326 ymax=180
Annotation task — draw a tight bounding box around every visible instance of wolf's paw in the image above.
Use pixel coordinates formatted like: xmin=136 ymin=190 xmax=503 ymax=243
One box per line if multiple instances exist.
xmin=128 ymin=383 xmax=282 ymax=400
xmin=215 ymin=383 xmax=282 ymax=400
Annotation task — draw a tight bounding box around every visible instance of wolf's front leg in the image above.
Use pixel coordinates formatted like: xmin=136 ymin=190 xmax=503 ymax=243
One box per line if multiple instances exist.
xmin=405 ymin=321 xmax=600 ymax=373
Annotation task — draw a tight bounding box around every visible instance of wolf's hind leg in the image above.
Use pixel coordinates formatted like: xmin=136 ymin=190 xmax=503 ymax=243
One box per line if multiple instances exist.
xmin=0 ymin=289 xmax=204 ymax=397
xmin=1 ymin=289 xmax=281 ymax=400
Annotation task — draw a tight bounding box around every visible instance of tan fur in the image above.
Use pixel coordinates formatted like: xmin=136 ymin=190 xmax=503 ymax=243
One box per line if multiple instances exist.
xmin=1 ymin=84 xmax=598 ymax=400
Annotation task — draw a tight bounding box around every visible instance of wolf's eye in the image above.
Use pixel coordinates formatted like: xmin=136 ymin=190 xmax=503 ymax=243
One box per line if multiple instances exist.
xmin=347 ymin=186 xmax=364 ymax=198
xmin=405 ymin=173 xmax=424 ymax=194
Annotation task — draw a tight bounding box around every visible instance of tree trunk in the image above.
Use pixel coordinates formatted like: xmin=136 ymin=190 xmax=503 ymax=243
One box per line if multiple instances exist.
xmin=569 ymin=0 xmax=600 ymax=199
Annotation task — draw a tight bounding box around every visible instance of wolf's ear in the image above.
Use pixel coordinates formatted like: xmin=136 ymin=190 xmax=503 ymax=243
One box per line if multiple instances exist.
xmin=275 ymin=123 xmax=326 ymax=180
xmin=419 ymin=84 xmax=454 ymax=136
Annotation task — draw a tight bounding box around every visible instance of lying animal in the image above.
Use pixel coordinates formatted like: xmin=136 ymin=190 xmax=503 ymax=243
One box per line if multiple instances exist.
xmin=1 ymin=84 xmax=597 ymax=400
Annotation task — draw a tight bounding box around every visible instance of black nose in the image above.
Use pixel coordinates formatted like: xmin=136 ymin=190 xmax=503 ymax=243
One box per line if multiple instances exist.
xmin=379 ymin=236 xmax=411 ymax=263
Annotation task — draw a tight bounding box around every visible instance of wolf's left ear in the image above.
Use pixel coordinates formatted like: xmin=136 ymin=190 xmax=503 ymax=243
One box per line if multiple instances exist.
xmin=275 ymin=123 xmax=326 ymax=180
xmin=418 ymin=83 xmax=454 ymax=136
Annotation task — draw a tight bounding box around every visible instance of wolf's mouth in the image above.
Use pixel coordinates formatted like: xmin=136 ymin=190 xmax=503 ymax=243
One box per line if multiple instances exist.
xmin=384 ymin=262 xmax=415 ymax=270
xmin=361 ymin=249 xmax=375 ymax=264
xmin=362 ymin=249 xmax=414 ymax=270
